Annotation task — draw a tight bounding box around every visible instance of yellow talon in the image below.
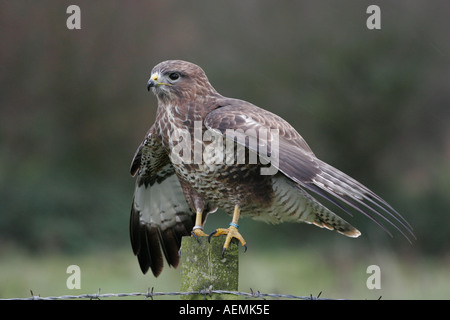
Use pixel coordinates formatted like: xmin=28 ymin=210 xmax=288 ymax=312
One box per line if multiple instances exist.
xmin=191 ymin=209 xmax=208 ymax=241
xmin=191 ymin=227 xmax=208 ymax=238
xmin=208 ymin=205 xmax=247 ymax=255
xmin=210 ymin=226 xmax=247 ymax=254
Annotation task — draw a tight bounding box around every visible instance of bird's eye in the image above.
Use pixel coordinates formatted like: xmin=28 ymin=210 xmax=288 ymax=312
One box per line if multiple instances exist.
xmin=168 ymin=72 xmax=180 ymax=81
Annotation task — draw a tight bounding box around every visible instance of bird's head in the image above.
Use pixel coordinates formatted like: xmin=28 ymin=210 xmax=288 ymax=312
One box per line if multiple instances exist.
xmin=147 ymin=60 xmax=217 ymax=102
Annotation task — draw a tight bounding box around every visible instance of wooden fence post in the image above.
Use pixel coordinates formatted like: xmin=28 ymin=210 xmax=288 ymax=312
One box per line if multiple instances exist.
xmin=180 ymin=236 xmax=239 ymax=300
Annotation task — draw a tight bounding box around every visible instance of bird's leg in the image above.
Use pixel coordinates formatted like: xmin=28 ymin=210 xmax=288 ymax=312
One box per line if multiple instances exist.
xmin=191 ymin=209 xmax=208 ymax=240
xmin=209 ymin=205 xmax=247 ymax=256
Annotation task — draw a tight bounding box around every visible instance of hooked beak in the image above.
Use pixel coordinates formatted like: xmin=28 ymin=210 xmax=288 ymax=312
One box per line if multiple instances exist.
xmin=147 ymin=79 xmax=155 ymax=91
xmin=147 ymin=72 xmax=172 ymax=91
xmin=147 ymin=73 xmax=159 ymax=91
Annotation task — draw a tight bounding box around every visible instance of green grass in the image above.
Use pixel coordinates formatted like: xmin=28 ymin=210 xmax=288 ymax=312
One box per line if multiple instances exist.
xmin=1 ymin=246 xmax=448 ymax=300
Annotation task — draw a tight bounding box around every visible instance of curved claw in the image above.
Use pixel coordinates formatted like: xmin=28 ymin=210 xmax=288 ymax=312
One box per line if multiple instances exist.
xmin=208 ymin=230 xmax=217 ymax=243
xmin=221 ymin=241 xmax=247 ymax=257
xmin=191 ymin=231 xmax=201 ymax=243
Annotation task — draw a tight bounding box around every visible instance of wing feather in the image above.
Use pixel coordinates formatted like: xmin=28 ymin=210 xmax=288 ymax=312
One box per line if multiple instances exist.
xmin=205 ymin=99 xmax=415 ymax=241
xmin=130 ymin=126 xmax=194 ymax=276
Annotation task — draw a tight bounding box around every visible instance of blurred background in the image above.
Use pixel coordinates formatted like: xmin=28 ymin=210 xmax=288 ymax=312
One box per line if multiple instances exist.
xmin=1 ymin=0 xmax=449 ymax=299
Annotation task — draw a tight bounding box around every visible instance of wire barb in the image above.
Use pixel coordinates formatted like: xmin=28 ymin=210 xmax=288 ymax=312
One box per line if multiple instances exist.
xmin=145 ymin=287 xmax=154 ymax=300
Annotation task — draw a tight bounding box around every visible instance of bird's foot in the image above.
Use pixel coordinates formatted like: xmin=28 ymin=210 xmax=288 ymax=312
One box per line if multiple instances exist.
xmin=191 ymin=227 xmax=208 ymax=243
xmin=208 ymin=223 xmax=247 ymax=256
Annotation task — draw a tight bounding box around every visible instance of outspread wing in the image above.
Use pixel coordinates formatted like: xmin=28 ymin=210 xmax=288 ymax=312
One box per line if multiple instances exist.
xmin=205 ymin=98 xmax=415 ymax=241
xmin=130 ymin=126 xmax=194 ymax=277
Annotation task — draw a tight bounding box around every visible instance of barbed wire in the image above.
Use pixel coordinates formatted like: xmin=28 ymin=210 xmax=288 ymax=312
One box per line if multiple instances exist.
xmin=1 ymin=287 xmax=337 ymax=300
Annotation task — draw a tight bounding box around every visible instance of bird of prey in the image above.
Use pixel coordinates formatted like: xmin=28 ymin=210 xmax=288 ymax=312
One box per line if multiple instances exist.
xmin=129 ymin=60 xmax=414 ymax=277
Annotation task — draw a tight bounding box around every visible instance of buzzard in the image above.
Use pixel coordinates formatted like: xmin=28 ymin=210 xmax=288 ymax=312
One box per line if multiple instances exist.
xmin=129 ymin=60 xmax=414 ymax=277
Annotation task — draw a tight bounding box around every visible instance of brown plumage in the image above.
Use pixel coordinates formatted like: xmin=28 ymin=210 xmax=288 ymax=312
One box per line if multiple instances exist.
xmin=129 ymin=60 xmax=414 ymax=277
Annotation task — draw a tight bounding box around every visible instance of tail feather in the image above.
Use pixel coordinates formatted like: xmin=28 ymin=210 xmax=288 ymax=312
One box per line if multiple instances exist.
xmin=303 ymin=160 xmax=415 ymax=242
xmin=307 ymin=194 xmax=361 ymax=238
xmin=130 ymin=172 xmax=194 ymax=277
